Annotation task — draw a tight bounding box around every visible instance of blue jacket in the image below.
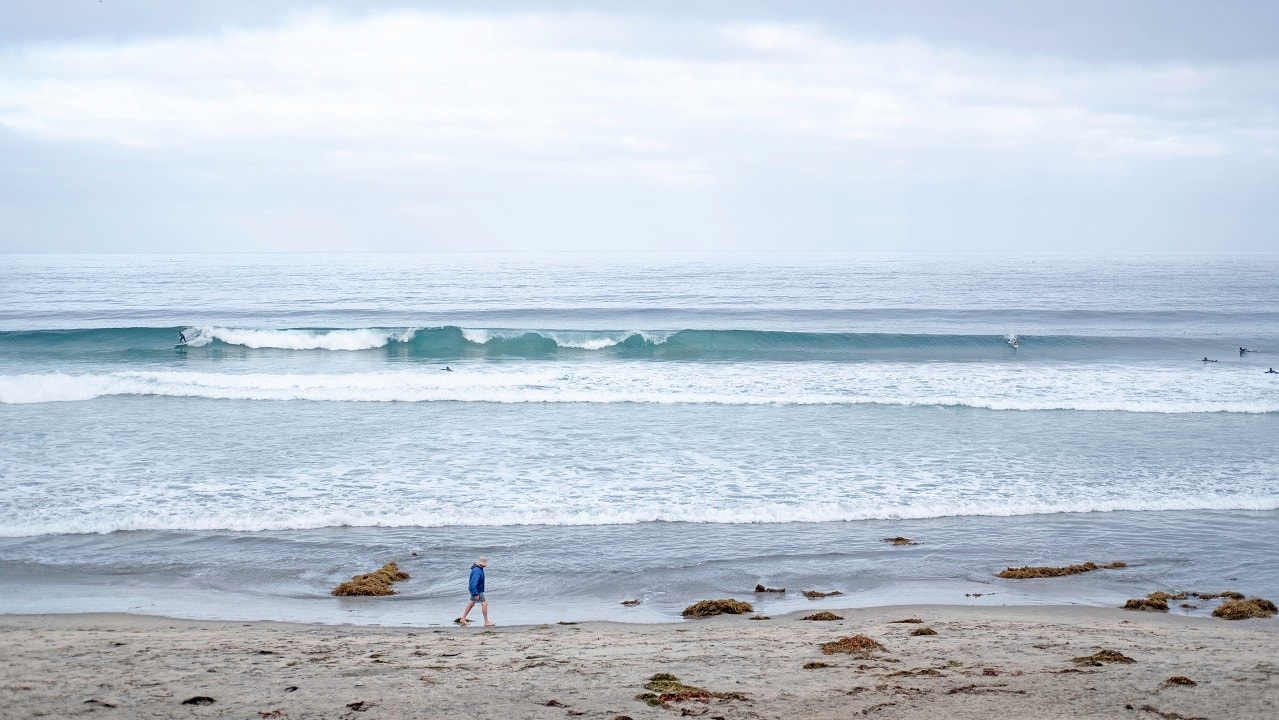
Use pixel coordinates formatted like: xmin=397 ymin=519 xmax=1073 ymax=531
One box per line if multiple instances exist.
xmin=468 ymin=564 xmax=485 ymax=596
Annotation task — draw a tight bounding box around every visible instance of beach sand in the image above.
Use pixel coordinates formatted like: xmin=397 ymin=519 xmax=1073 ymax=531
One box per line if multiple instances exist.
xmin=1 ymin=605 xmax=1276 ymax=719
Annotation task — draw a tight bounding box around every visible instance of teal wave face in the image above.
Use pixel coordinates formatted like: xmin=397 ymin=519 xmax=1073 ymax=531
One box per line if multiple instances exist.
xmin=0 ymin=325 xmax=1262 ymax=363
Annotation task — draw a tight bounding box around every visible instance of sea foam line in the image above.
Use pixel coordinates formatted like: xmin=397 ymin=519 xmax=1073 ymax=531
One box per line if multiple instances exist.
xmin=2 ymin=495 xmax=1277 ymax=537
xmin=1 ymin=370 xmax=1277 ymax=413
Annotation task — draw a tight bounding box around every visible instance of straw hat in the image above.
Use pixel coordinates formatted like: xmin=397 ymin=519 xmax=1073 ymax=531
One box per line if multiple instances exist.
xmin=476 ymin=556 xmax=489 ymax=567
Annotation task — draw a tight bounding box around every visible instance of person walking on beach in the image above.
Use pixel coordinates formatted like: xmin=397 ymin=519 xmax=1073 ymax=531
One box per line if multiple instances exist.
xmin=457 ymin=557 xmax=492 ymax=626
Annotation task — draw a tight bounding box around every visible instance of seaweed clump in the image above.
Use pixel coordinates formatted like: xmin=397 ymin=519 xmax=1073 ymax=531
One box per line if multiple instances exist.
xmin=681 ymin=599 xmax=754 ymax=618
xmin=802 ymin=611 xmax=843 ymax=621
xmin=803 ymin=662 xmax=830 ymax=670
xmin=634 ymin=673 xmax=747 ymax=707
xmin=1147 ymin=591 xmax=1187 ymax=602
xmin=820 ymin=635 xmax=886 ymax=657
xmin=332 ymin=562 xmax=411 ymax=596
xmin=754 ymin=584 xmax=785 ymax=593
xmin=802 ymin=590 xmax=844 ymax=599
xmin=996 ymin=561 xmax=1126 ymax=579
xmin=1195 ymin=591 xmax=1244 ymax=600
xmin=1211 ymin=597 xmax=1277 ymax=620
xmin=910 ymin=627 xmax=938 ymax=636
xmin=1072 ymin=649 xmax=1135 ymax=666
xmin=1165 ymin=676 xmax=1196 ymax=687
xmin=890 ymin=618 xmax=924 ymax=624
xmin=881 ymin=537 xmax=919 ymax=546
xmin=1122 ymin=598 xmax=1169 ymax=612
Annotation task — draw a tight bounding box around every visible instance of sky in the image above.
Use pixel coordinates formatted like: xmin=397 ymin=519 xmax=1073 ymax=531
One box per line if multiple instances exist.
xmin=1 ymin=1 xmax=1276 ymax=252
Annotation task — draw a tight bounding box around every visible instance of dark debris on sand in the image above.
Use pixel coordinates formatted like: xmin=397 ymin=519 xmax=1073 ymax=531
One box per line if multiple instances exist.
xmin=1211 ymin=597 xmax=1277 ymax=620
xmin=802 ymin=611 xmax=843 ymax=621
xmin=1072 ymin=649 xmax=1135 ymax=666
xmin=681 ymin=599 xmax=754 ymax=618
xmin=821 ymin=635 xmax=886 ymax=657
xmin=634 ymin=673 xmax=748 ymax=707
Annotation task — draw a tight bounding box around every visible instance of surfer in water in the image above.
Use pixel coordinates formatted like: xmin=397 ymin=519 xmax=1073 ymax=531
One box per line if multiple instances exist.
xmin=441 ymin=366 xmax=453 ymax=372
xmin=1267 ymin=368 xmax=1277 ymax=374
xmin=1240 ymin=347 xmax=1248 ymax=356
xmin=1202 ymin=357 xmax=1217 ymax=363
xmin=178 ymin=331 xmax=187 ymax=344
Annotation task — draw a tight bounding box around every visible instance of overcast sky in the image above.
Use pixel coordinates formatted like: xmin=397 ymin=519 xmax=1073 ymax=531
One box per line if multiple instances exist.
xmin=1 ymin=1 xmax=1276 ymax=252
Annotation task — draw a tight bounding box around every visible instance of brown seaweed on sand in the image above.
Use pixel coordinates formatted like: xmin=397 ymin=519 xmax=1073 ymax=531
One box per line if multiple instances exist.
xmin=634 ymin=673 xmax=748 ymax=707
xmin=1211 ymin=597 xmax=1277 ymax=620
xmin=996 ymin=561 xmax=1126 ymax=579
xmin=1147 ymin=591 xmax=1187 ymax=602
xmin=889 ymin=618 xmax=924 ymax=624
xmin=1164 ymin=676 xmax=1196 ymax=686
xmin=802 ymin=611 xmax=843 ymax=621
xmin=881 ymin=537 xmax=919 ymax=546
xmin=820 ymin=635 xmax=886 ymax=656
xmin=910 ymin=627 xmax=938 ymax=636
xmin=753 ymin=584 xmax=785 ymax=593
xmin=1072 ymin=649 xmax=1135 ymax=666
xmin=1122 ymin=598 xmax=1169 ymax=612
xmin=802 ymin=662 xmax=831 ymax=670
xmin=681 ymin=599 xmax=754 ymax=617
xmin=802 ymin=590 xmax=844 ymax=599
xmin=331 ymin=562 xmax=411 ymax=597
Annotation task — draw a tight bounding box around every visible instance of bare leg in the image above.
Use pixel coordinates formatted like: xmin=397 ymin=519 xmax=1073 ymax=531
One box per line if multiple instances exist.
xmin=481 ymin=601 xmax=493 ymax=626
xmin=458 ymin=600 xmax=475 ymax=625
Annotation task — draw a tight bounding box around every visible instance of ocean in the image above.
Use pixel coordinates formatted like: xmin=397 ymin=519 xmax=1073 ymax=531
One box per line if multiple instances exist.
xmin=1 ymin=252 xmax=1276 ymax=625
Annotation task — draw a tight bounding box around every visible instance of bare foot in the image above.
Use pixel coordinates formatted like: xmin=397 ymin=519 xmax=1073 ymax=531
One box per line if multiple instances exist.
xmin=454 ymin=617 xmax=470 ymax=626
xmin=484 ymin=622 xmax=496 ymax=627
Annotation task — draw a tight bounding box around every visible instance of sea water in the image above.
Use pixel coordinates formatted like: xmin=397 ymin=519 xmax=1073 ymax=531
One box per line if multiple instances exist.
xmin=1 ymin=253 xmax=1276 ymax=625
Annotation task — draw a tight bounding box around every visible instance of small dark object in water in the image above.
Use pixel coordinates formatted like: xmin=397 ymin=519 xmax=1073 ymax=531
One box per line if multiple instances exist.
xmin=802 ymin=590 xmax=843 ymax=599
xmin=881 ymin=537 xmax=919 ymax=546
xmin=754 ymin=584 xmax=785 ymax=593
xmin=84 ymin=700 xmax=117 ymax=708
xmin=1165 ymin=676 xmax=1196 ymax=686
xmin=544 ymin=700 xmax=567 ymax=707
xmin=181 ymin=696 xmax=216 ymax=706
xmin=1195 ymin=591 xmax=1244 ymax=600
xmin=621 ymin=599 xmax=641 ymax=606
xmin=284 ymin=686 xmax=298 ymax=692
xmin=911 ymin=627 xmax=938 ymax=636
xmin=997 ymin=561 xmax=1125 ymax=579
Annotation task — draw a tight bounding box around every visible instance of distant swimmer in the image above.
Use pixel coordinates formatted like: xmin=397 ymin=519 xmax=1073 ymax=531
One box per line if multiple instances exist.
xmin=1202 ymin=357 xmax=1218 ymax=363
xmin=441 ymin=366 xmax=453 ymax=372
xmin=1267 ymin=368 xmax=1278 ymax=374
xmin=1240 ymin=347 xmax=1249 ymax=356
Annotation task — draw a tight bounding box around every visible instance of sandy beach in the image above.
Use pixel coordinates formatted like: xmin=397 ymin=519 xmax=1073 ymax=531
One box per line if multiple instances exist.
xmin=2 ymin=605 xmax=1275 ymax=720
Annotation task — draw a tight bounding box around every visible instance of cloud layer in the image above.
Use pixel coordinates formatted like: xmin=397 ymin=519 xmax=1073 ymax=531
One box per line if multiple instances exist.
xmin=1 ymin=9 xmax=1276 ymax=250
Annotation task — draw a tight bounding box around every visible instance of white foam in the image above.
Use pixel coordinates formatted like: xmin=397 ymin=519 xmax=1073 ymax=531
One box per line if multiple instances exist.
xmin=2 ymin=495 xmax=1277 ymax=537
xmin=2 ymin=362 xmax=1278 ymax=412
xmin=182 ymin=326 xmax=417 ymax=351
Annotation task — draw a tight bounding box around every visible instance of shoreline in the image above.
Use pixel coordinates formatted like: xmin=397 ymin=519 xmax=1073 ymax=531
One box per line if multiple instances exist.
xmin=3 ymin=605 xmax=1275 ymax=719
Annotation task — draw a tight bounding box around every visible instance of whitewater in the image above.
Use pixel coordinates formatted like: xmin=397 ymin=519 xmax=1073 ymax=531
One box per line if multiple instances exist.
xmin=1 ymin=252 xmax=1277 ymax=624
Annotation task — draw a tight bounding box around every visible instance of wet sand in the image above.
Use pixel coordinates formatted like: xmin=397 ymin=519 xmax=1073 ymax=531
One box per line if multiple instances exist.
xmin=1 ymin=605 xmax=1276 ymax=719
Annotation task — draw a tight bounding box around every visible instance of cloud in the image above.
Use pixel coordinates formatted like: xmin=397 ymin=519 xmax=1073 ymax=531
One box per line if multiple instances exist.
xmin=0 ymin=9 xmax=1275 ymax=250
